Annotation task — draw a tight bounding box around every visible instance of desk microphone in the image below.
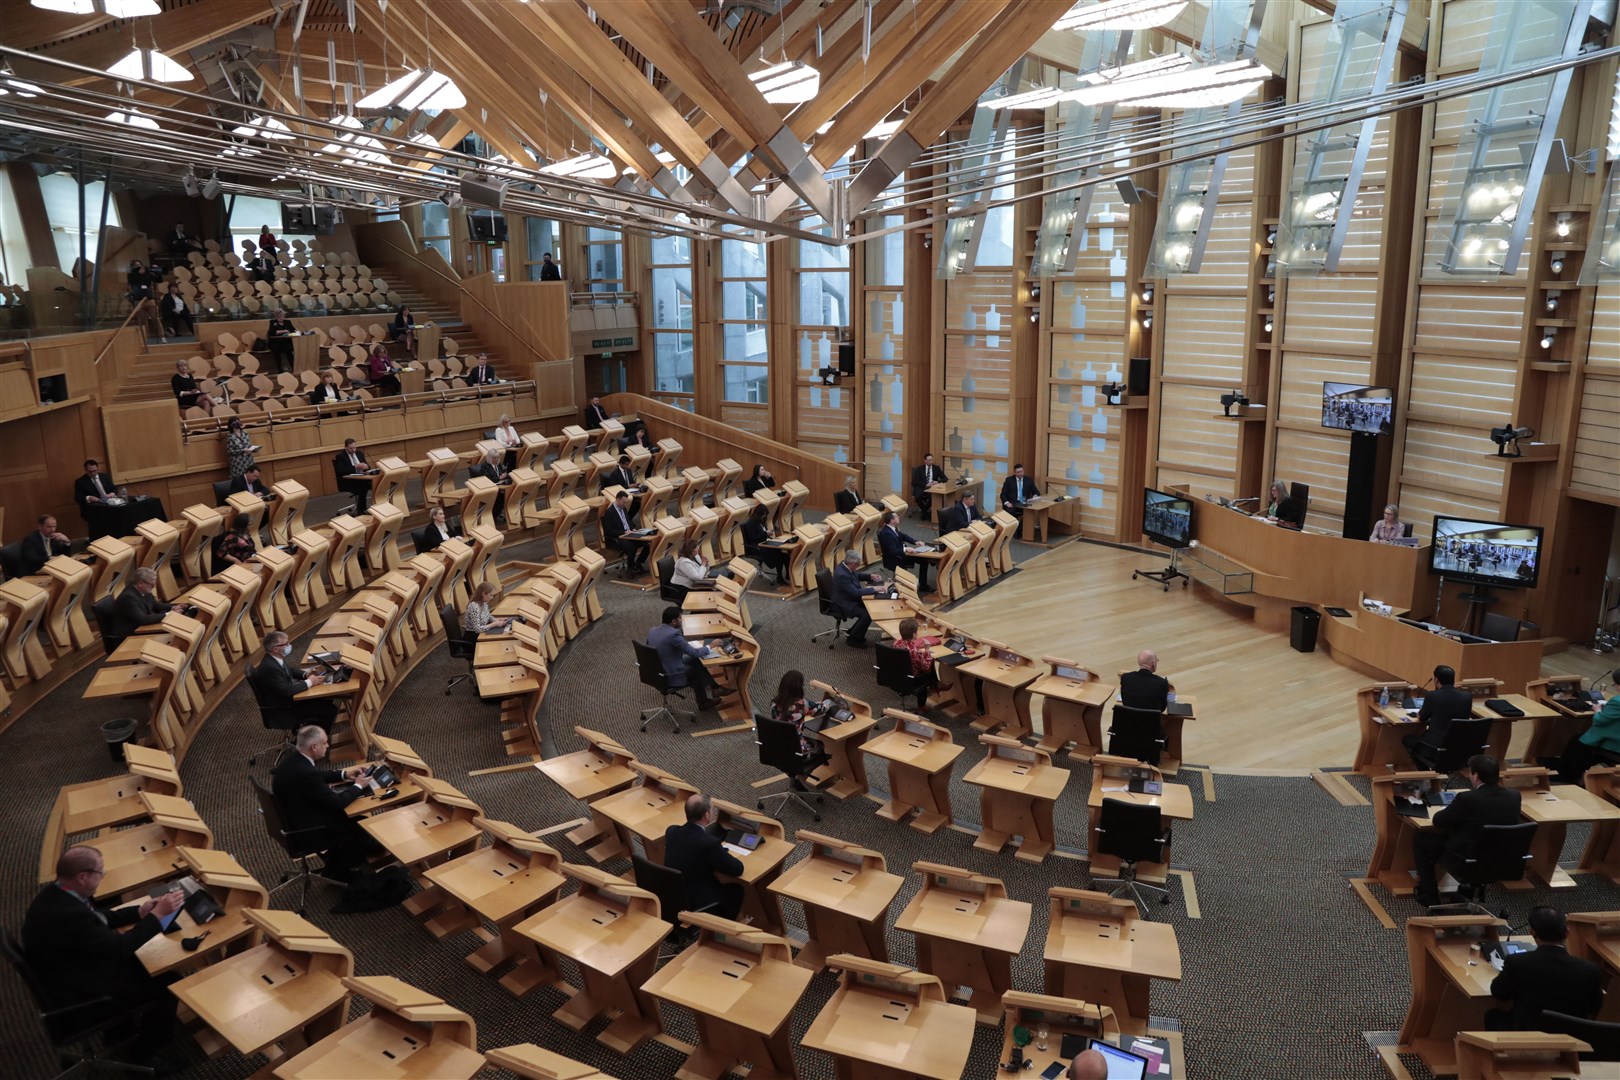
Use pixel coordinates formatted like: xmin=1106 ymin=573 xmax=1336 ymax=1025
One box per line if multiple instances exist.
xmin=1231 ymin=497 xmax=1259 ymax=507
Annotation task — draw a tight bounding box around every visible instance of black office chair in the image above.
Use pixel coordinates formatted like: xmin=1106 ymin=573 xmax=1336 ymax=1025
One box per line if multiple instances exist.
xmin=1539 ymin=1011 xmax=1620 ymax=1062
xmin=1 ymin=929 xmax=159 ymax=1077
xmin=811 ymin=570 xmax=848 ymax=648
xmin=873 ymin=642 xmax=928 ymax=708
xmin=211 ymin=479 xmax=233 ymax=506
xmin=635 ymin=639 xmax=692 ymax=733
xmin=1108 ymin=704 xmax=1166 ymax=767
xmin=442 ymin=603 xmax=476 ymax=694
xmin=1095 ymin=798 xmax=1172 ymax=917
xmin=90 ymin=595 xmax=123 ymax=655
xmin=756 ymin=717 xmax=823 ymax=821
xmin=410 ymin=526 xmax=436 ymax=556
xmin=1478 ymin=611 xmax=1522 ymax=642
xmin=1402 ymin=522 xmax=1415 ymax=538
xmin=245 ymin=660 xmax=300 ymax=766
xmin=251 ymin=775 xmax=342 ymax=915
xmin=0 ymin=541 xmax=23 ymax=580
xmin=657 ymin=556 xmax=686 ymax=604
xmin=1408 ymin=716 xmax=1492 ymax=776
xmin=1449 ymin=821 xmax=1538 ymax=920
xmin=632 ymin=853 xmax=716 ymax=958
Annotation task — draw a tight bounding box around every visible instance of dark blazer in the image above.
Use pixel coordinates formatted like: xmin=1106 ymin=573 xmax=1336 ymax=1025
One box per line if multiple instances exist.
xmin=1417 ymin=686 xmax=1477 ymax=748
xmin=877 ymin=524 xmax=918 ymax=571
xmin=229 ymin=474 xmax=272 ymax=497
xmin=583 ymin=402 xmax=610 ymax=428
xmin=20 ymin=531 xmax=71 ymax=575
xmin=267 ymin=316 xmax=295 ymax=341
xmin=271 ymin=750 xmax=364 ymax=839
xmin=309 ymin=383 xmax=343 ymax=406
xmin=539 ymin=261 xmax=563 ymax=282
xmin=21 ymin=884 xmax=166 ymax=1007
xmin=464 ymin=363 xmax=496 ymax=386
xmin=332 ymin=449 xmax=370 ymax=480
xmin=662 ymin=821 xmax=744 ymax=913
xmin=250 ymin=654 xmax=313 ymax=710
xmin=834 ymin=489 xmax=860 ymax=515
xmin=392 ymin=311 xmax=414 ymax=334
xmin=599 ymin=466 xmax=637 ymax=492
xmin=74 ymin=472 xmax=117 ymax=511
xmin=831 ymin=562 xmax=879 ymax=616
xmin=1000 ymin=474 xmax=1039 ymax=508
xmin=417 ymin=522 xmax=460 ymax=552
xmin=172 ymin=372 xmax=203 ymax=407
xmin=166 ymin=228 xmax=194 ymax=253
xmin=938 ymin=502 xmax=983 ymax=535
xmin=741 ymin=517 xmax=772 ymax=554
xmin=469 ymin=460 xmax=504 ymax=486
xmin=602 ymin=502 xmax=639 ymax=545
xmin=1272 ymin=496 xmax=1306 ymax=529
xmin=1489 ymin=943 xmax=1605 ymax=1030
xmin=742 ymin=475 xmax=774 ymax=498
xmin=647 ymin=623 xmax=705 ymax=688
xmin=911 ymin=463 xmax=943 ymax=494
xmin=112 ymin=586 xmax=168 ymax=641
xmin=1430 ymin=782 xmax=1522 ymax=858
xmin=1120 ymin=669 xmax=1172 ymax=713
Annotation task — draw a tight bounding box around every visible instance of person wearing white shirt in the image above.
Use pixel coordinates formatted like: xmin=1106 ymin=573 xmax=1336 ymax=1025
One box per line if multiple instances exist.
xmin=332 ymin=437 xmax=373 ymax=512
xmin=417 ymin=506 xmax=460 ymax=553
xmin=671 ymin=538 xmax=731 ymax=594
xmin=494 ymin=414 xmax=522 ymax=470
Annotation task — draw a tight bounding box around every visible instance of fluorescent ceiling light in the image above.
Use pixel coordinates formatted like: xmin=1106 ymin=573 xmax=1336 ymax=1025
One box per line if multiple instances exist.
xmin=1053 ymin=0 xmax=1189 ymax=32
xmin=750 ymin=60 xmax=820 ymax=105
xmin=106 ymin=47 xmax=192 ymax=83
xmin=31 ymin=0 xmax=161 ymax=15
xmin=230 ymin=114 xmax=294 ymax=139
xmin=981 ymin=54 xmax=1194 ymax=111
xmin=541 ymin=153 xmax=619 ymax=180
xmin=104 ymin=107 xmax=159 ymax=130
xmin=319 ymin=115 xmax=390 ymax=165
xmin=355 ymin=68 xmax=465 ymax=111
xmin=1070 ymin=57 xmax=1270 ymax=109
xmin=0 ymin=76 xmax=45 ymax=97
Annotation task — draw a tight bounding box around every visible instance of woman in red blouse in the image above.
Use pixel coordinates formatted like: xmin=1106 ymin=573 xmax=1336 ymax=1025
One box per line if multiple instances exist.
xmin=216 ymin=514 xmax=257 ymax=569
xmin=895 ymin=618 xmax=940 ymax=711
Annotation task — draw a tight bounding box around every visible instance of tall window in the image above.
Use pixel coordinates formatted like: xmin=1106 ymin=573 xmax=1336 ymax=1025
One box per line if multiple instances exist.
xmin=585 ymin=225 xmax=624 ymax=293
xmin=227 ymin=194 xmax=293 ymax=252
xmin=719 ymin=237 xmax=768 ymax=403
xmin=39 ymin=173 xmax=120 ymax=273
xmin=524 ymin=216 xmax=561 ymax=281
xmin=794 ymin=215 xmax=852 ymax=461
xmin=420 ymin=201 xmax=450 ymax=262
xmin=0 ymin=168 xmax=30 ymax=285
xmin=649 ymin=230 xmax=695 ymax=408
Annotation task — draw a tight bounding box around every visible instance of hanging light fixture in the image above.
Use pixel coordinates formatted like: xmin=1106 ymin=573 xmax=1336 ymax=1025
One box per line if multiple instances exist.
xmin=318 ymin=115 xmax=391 ymax=165
xmin=32 ymin=0 xmax=160 ymax=15
xmin=541 ymin=153 xmax=619 ymax=181
xmin=230 ymin=115 xmax=295 ymax=140
xmin=106 ymin=47 xmax=192 ymax=83
xmin=1052 ymin=0 xmax=1190 ymax=32
xmin=355 ymin=68 xmax=465 ymax=111
xmin=104 ymin=106 xmax=160 ymax=130
xmin=1070 ymin=57 xmax=1271 ymax=109
xmin=749 ymin=60 xmax=820 ymax=105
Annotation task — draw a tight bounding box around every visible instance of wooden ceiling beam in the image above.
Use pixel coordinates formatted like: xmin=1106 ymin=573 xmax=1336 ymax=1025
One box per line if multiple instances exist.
xmin=2 ymin=8 xmax=119 ymax=51
xmin=13 ymin=1 xmax=275 ymax=87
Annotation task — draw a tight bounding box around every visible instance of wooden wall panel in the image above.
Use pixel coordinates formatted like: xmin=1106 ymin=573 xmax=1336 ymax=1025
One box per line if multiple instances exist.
xmin=1274 ymin=426 xmax=1353 ymax=532
xmin=1281 ymin=277 xmax=1379 ymax=353
xmin=861 ymin=287 xmax=912 ymax=499
xmin=1571 ymin=375 xmax=1620 ymax=500
xmin=1156 ymin=382 xmax=1240 ymax=486
xmin=942 ymin=272 xmax=1016 ymax=502
xmin=1412 ymin=288 xmax=1526 ymax=357
xmin=1156 ymin=467 xmax=1236 ymax=502
xmin=1436 ymin=0 xmax=1496 ymax=69
xmin=1162 ymin=295 xmax=1246 ymax=382
xmin=1277 ymin=353 xmax=1375 ymax=424
xmin=1588 ymin=282 xmax=1620 ymax=375
xmin=1400 ymin=419 xmax=1506 ymax=504
xmin=1182 ymin=207 xmax=1255 ymax=292
xmin=1407 ymin=352 xmax=1517 ymax=427
xmin=719 ymin=402 xmax=769 ymax=438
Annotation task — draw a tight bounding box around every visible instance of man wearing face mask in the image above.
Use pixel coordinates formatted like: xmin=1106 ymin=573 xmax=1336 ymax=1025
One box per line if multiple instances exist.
xmin=249 ymin=630 xmax=337 ymax=733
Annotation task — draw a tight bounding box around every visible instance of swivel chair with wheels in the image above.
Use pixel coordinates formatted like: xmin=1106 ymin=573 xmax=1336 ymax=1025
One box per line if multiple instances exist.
xmin=1 ymin=930 xmax=160 ymax=1078
xmin=250 ymin=775 xmax=343 ymax=915
xmin=657 ymin=556 xmax=686 ymax=604
xmin=1107 ymin=704 xmax=1166 ymax=767
xmin=873 ymin=642 xmax=929 ymax=708
xmin=755 ymin=717 xmax=823 ymax=821
xmin=634 ymin=639 xmax=693 ymax=733
xmin=1095 ymin=798 xmax=1173 ymax=917
xmin=1408 ymin=717 xmax=1492 ymax=777
xmin=245 ymin=660 xmax=300 ymax=766
xmin=410 ymin=526 xmax=436 ymax=556
xmin=811 ymin=570 xmax=848 ymax=647
xmin=632 ymin=853 xmax=717 ymax=958
xmin=0 ymin=541 xmax=23 ymax=580
xmin=1447 ymin=820 xmax=1538 ymax=920
xmin=441 ymin=603 xmax=476 ymax=694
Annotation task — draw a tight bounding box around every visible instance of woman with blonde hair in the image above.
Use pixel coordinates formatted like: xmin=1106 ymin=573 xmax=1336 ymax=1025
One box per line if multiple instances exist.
xmin=461 ymin=580 xmax=513 ymax=636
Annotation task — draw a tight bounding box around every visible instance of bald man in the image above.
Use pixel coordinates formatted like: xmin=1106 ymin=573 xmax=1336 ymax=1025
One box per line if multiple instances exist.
xmin=1070 ymin=1048 xmax=1109 ymax=1079
xmin=1119 ymin=649 xmax=1174 ymax=712
xmin=662 ymin=793 xmax=745 ymax=921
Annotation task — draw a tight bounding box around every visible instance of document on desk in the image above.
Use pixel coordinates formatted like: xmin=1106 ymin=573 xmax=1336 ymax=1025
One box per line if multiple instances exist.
xmin=722 ymin=842 xmax=755 ymax=858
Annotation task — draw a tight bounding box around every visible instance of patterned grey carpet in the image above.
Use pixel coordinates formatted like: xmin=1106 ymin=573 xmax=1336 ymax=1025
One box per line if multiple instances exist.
xmin=4 ymin=512 xmax=1618 ymax=1078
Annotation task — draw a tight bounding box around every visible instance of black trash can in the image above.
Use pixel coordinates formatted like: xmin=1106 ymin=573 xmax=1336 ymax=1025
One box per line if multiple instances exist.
xmin=100 ymin=718 xmax=139 ymax=763
xmin=1290 ymin=606 xmax=1321 ymax=653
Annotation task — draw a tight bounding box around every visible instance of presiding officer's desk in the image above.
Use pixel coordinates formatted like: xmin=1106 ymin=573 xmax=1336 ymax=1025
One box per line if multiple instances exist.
xmin=1322 ymin=606 xmax=1542 ymax=697
xmin=767 ymin=830 xmax=902 ymax=973
xmin=1028 ymin=657 xmax=1117 ymax=761
xmin=806 ymin=681 xmax=881 ymax=799
xmin=639 ymin=912 xmax=811 ymax=1080
xmin=1525 ymin=676 xmax=1603 ymax=763
xmin=860 ymin=709 xmax=963 ymax=833
xmin=800 ymin=954 xmax=976 ymax=1080
xmin=1086 ymin=756 xmax=1194 ymax=882
xmin=1566 ymin=910 xmax=1620 ymax=1023
xmin=962 ymin=734 xmax=1069 ymax=862
xmin=707 ymin=798 xmax=794 ymax=934
xmin=893 ymin=861 xmax=1032 ymax=1023
xmin=271 ymin=975 xmax=485 ymax=1080
xmin=1579 ymin=767 xmax=1620 ymax=886
xmin=1042 ymin=888 xmax=1181 ymax=1036
xmin=1397 ymin=915 xmax=1512 ymax=1075
xmin=533 ymin=726 xmax=639 ymax=860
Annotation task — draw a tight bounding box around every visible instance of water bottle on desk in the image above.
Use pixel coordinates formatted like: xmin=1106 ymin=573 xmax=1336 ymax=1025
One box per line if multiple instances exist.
xmin=1378 ymin=686 xmax=1390 ymax=708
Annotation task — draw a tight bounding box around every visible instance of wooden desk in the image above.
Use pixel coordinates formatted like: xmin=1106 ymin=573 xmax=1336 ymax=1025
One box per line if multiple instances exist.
xmin=170 ymin=908 xmax=353 ymax=1060
xmin=1353 ymin=681 xmax=1422 ymax=776
xmin=511 ymin=865 xmax=669 ymax=1052
xmin=1042 ymin=888 xmax=1181 ymax=1035
xmin=1322 ymin=607 xmax=1542 ymax=696
xmin=271 ymin=975 xmax=484 ymax=1079
xmin=1510 ymin=769 xmax=1620 ymax=888
xmin=699 ymin=627 xmax=760 ymax=726
xmin=1526 ymin=676 xmax=1607 ymax=762
xmin=1016 ymin=495 xmax=1060 ymax=544
xmin=894 ymin=862 xmax=1031 ymax=1023
xmin=807 ymin=681 xmax=880 ymax=799
xmin=963 ymin=735 xmax=1069 ymax=862
xmin=640 ymin=912 xmax=811 ymax=1080
xmin=586 ymin=761 xmax=698 ymax=864
xmin=1086 ymin=756 xmax=1194 ymax=882
xmin=534 ymin=727 xmax=639 ymax=861
xmin=924 ymin=479 xmax=971 ymax=526
xmin=1029 ymin=658 xmax=1117 ymax=761
xmin=128 ymin=847 xmax=268 ymax=977
xmin=88 ymin=791 xmax=213 ymax=900
xmin=1454 ymin=1031 xmax=1591 ymax=1080
xmin=359 ymin=775 xmax=483 ymax=874
xmin=1472 ymin=693 xmax=1560 ymax=762
xmin=1566 ymin=910 xmax=1620 ymax=1023
xmin=1365 ymin=771 xmax=1448 ymax=900
xmin=800 ymin=954 xmax=976 ymax=1080
xmin=998 ymin=991 xmax=1182 ymax=1078
xmin=860 ymin=710 xmax=963 ymax=834
xmin=1397 ymin=915 xmax=1509 ymax=1074
xmin=709 ymin=799 xmax=793 ymax=934
xmin=960 ymin=645 xmax=1042 ymax=738
xmin=484 ymin=1043 xmax=611 ymax=1079
xmin=1578 ymin=766 xmax=1620 ymax=886
xmin=52 ymin=744 xmax=181 ymax=840
xmin=767 ymin=831 xmax=902 ymax=972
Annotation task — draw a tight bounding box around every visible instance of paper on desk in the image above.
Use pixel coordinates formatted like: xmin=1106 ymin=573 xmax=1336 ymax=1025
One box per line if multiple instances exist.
xmin=722 ymin=842 xmax=754 ymax=858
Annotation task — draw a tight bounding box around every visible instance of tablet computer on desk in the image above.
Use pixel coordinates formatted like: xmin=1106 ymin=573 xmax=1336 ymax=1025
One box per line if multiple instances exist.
xmin=1086 ymin=1039 xmax=1149 ymax=1079
xmin=1166 ymin=702 xmax=1193 ymax=717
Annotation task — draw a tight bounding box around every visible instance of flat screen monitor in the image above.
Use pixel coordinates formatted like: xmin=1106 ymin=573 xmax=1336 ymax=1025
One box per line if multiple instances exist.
xmin=1430 ymin=516 xmax=1543 ymax=590
xmin=468 ymin=212 xmax=508 ymax=243
xmin=1142 ymin=487 xmax=1193 ymax=550
xmin=280 ymin=203 xmax=336 ymax=236
xmin=1322 ymin=381 xmax=1393 ymax=434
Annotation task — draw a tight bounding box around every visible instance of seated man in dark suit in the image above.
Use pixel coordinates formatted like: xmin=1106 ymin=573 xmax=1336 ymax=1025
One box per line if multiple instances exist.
xmin=1120 ymin=649 xmax=1174 ymax=712
xmin=249 ymin=631 xmax=337 ymax=733
xmin=832 ymin=549 xmax=885 ymax=648
xmin=834 ymin=476 xmax=862 ymax=516
xmin=911 ymin=453 xmax=944 ymax=519
xmin=467 ymin=449 xmax=508 ymax=525
xmin=74 ymin=459 xmax=117 ymax=519
xmin=602 ymin=490 xmax=647 ymax=575
xmin=598 ymin=453 xmax=642 ymax=515
xmin=876 ymin=510 xmax=931 ymax=592
xmin=463 ymin=353 xmax=497 ymax=386
xmin=166 ymin=222 xmax=202 ymax=255
xmin=111 ymin=567 xmax=180 ymax=642
xmin=938 ymin=491 xmax=987 ymax=535
xmin=1486 ymin=906 xmax=1605 ymax=1030
xmin=662 ymin=793 xmax=745 ymax=921
xmin=270 ymin=724 xmax=382 ymax=881
xmin=583 ymin=395 xmax=610 ymax=430
xmin=1411 ymin=754 xmax=1522 ymax=907
xmin=1402 ymin=664 xmax=1477 ymax=762
xmin=1000 ymin=463 xmax=1039 ymax=516
xmin=22 ymin=846 xmax=185 ymax=1073
xmin=228 ymin=464 xmax=276 ymax=500
xmin=647 ymin=605 xmax=719 ymax=709
xmin=332 ymin=438 xmax=374 ymax=513
xmin=20 ymin=514 xmax=73 ymax=575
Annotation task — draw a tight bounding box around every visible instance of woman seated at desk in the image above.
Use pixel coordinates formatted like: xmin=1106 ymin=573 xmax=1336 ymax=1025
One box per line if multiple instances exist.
xmin=419 ymin=506 xmax=461 ymax=552
xmin=770 ymin=670 xmax=828 ymax=776
xmin=367 ymin=344 xmax=402 ymax=396
xmin=895 ymin=618 xmax=941 ymax=711
xmin=1370 ymin=503 xmax=1408 ymax=544
xmin=742 ymin=464 xmax=777 ymax=499
xmin=742 ymin=504 xmax=791 ymax=585
xmin=216 ymin=514 xmax=257 ymax=569
xmin=462 ymin=581 xmax=513 ymax=636
xmin=494 ymin=414 xmax=522 ymax=471
xmin=1555 ymin=680 xmax=1620 ymax=783
xmin=672 ymin=539 xmax=730 ymax=596
xmin=1265 ymin=479 xmax=1306 ymax=530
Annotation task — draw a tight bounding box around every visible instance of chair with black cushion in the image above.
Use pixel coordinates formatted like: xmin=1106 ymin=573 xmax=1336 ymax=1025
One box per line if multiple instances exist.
xmin=632 ymin=852 xmax=716 ymax=958
xmin=1450 ymin=820 xmax=1538 ymax=921
xmin=1516 ymin=620 xmax=1540 ymax=640
xmin=657 ymin=555 xmax=686 ymax=604
xmin=91 ymin=595 xmax=123 ymax=654
xmin=1403 ymin=522 xmax=1415 ymax=538
xmin=755 ymin=717 xmax=822 ymax=821
xmin=251 ymin=775 xmax=341 ymax=915
xmin=211 ymin=479 xmax=233 ymax=506
xmin=873 ymin=642 xmax=928 ymax=706
xmin=1539 ymin=1011 xmax=1620 ymax=1062
xmin=442 ymin=604 xmax=476 ymax=694
xmin=245 ymin=660 xmax=299 ymax=766
xmin=635 ymin=638 xmax=692 ymax=733
xmin=1095 ymin=798 xmax=1172 ymax=916
xmin=1478 ymin=611 xmax=1522 ymax=642
xmin=410 ymin=526 xmax=436 ymax=556
xmin=0 ymin=541 xmax=23 ymax=580
xmin=1408 ymin=716 xmax=1492 ymax=777
xmin=811 ymin=570 xmax=848 ymax=648
xmin=1108 ymin=704 xmax=1166 ymax=767
xmin=1 ymin=930 xmax=158 ymax=1078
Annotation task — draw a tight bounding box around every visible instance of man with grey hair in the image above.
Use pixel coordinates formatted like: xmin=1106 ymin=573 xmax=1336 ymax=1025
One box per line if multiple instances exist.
xmin=109 ymin=565 xmax=181 ymax=644
xmin=270 ymin=724 xmax=379 ymax=882
xmin=663 ymin=793 xmax=746 ymax=921
xmin=831 ymin=548 xmax=884 ymax=648
xmin=249 ymin=630 xmax=336 ymax=732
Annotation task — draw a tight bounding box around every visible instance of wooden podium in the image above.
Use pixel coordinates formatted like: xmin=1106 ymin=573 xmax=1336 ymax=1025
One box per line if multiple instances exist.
xmin=893 ymin=861 xmax=1031 ymax=1023
xmin=271 ymin=975 xmax=484 ymax=1079
xmin=806 ymin=681 xmax=881 ymax=799
xmin=533 ymin=727 xmax=639 ymax=861
xmin=1042 ymin=887 xmax=1181 ymax=1035
xmin=963 ymin=734 xmax=1069 ymax=862
xmin=1028 ymin=657 xmax=1118 ymax=761
xmin=767 ymin=830 xmax=901 ymax=972
xmin=860 ymin=709 xmax=962 ymax=833
xmin=1396 ymin=914 xmax=1510 ymax=1075
xmin=800 ymin=954 xmax=976 ymax=1080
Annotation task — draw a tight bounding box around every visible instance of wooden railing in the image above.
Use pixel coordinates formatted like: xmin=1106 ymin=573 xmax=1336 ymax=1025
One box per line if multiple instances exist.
xmin=92 ymin=298 xmax=153 ymax=366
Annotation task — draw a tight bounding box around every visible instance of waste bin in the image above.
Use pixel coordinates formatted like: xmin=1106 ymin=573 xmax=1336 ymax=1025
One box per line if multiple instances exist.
xmin=1290 ymin=605 xmax=1321 ymax=653
xmin=100 ymin=718 xmax=139 ymax=763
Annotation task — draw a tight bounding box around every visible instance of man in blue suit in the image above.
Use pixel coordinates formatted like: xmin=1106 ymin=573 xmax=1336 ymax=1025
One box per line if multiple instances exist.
xmin=662 ymin=793 xmax=745 ymax=921
xmin=832 ymin=549 xmax=884 ymax=648
xmin=647 ymin=605 xmax=719 ymax=708
xmin=876 ymin=511 xmax=931 ymax=592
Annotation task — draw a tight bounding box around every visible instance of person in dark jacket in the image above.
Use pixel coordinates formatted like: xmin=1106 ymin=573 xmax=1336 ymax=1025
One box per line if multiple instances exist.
xmin=647 ymin=605 xmax=719 ymax=708
xmin=1403 ymin=665 xmax=1477 ymax=760
xmin=1120 ymin=649 xmax=1174 ymax=712
xmin=742 ymin=504 xmax=790 ymax=585
xmin=834 ymin=476 xmax=862 ymax=516
xmin=249 ymin=631 xmax=336 ymax=732
xmin=20 ymin=514 xmax=72 ymax=575
xmin=876 ymin=511 xmax=930 ymax=592
xmin=662 ymin=794 xmax=744 ymax=921
xmin=110 ymin=567 xmax=179 ymax=643
xmin=831 ymin=549 xmax=884 ymax=647
xmin=270 ymin=725 xmax=381 ymax=880
xmin=1486 ymin=906 xmax=1605 ymax=1030
xmin=1411 ymin=754 xmax=1522 ymax=907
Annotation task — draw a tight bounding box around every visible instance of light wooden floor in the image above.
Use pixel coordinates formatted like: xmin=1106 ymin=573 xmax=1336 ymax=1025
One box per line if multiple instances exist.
xmin=951 ymin=539 xmax=1612 ymax=772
